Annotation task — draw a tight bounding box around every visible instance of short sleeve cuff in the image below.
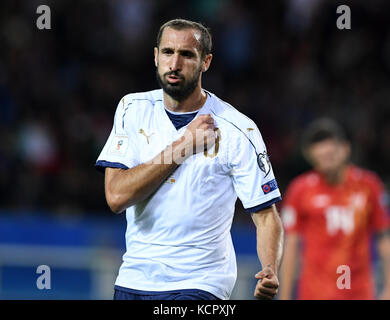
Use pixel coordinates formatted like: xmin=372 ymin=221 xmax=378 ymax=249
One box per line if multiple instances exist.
xmin=95 ymin=160 xmax=129 ymax=173
xmin=244 ymin=196 xmax=282 ymax=213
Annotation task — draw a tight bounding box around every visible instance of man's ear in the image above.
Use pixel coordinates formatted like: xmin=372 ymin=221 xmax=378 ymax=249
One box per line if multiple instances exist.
xmin=154 ymin=47 xmax=158 ymax=67
xmin=302 ymin=146 xmax=313 ymax=166
xmin=342 ymin=141 xmax=351 ymax=159
xmin=202 ymin=53 xmax=213 ymax=72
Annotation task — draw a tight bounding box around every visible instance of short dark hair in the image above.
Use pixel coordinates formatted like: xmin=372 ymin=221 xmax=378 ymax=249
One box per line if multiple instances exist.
xmin=156 ymin=19 xmax=212 ymax=58
xmin=302 ymin=118 xmax=347 ymax=150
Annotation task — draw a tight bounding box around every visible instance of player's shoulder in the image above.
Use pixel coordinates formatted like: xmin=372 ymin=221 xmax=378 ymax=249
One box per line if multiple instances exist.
xmin=207 ymin=90 xmax=259 ymax=131
xmin=348 ymin=165 xmax=384 ymax=188
xmin=115 ymin=89 xmax=162 ymax=119
xmin=112 ymin=89 xmax=162 ymax=133
xmin=120 ymin=89 xmax=163 ymax=109
xmin=288 ymin=170 xmax=321 ymax=191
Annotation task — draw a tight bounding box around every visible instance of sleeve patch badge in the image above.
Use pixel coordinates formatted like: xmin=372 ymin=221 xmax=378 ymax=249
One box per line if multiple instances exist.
xmin=257 ymin=152 xmax=271 ymax=177
xmin=262 ymin=179 xmax=278 ymax=194
xmin=108 ymin=135 xmax=129 ymax=157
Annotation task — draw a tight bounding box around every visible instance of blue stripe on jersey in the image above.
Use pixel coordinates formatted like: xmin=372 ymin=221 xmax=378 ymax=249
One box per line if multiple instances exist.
xmin=122 ymin=105 xmax=130 ymax=131
xmin=210 ymin=110 xmax=259 ymax=156
xmin=165 ymin=109 xmax=198 ymax=130
xmin=120 ymin=98 xmax=163 ymax=131
xmin=244 ymin=196 xmax=282 ymax=213
xmin=95 ymin=160 xmax=129 ymax=173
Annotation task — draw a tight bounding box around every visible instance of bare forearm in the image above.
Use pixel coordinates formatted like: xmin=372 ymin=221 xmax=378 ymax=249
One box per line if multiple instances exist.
xmin=378 ymin=234 xmax=390 ymax=290
xmin=279 ymin=234 xmax=299 ymax=299
xmin=252 ymin=206 xmax=284 ymax=274
xmin=105 ymin=138 xmax=185 ymax=213
xmin=106 ymin=163 xmax=177 ymax=212
xmin=103 ymin=114 xmax=217 ymax=213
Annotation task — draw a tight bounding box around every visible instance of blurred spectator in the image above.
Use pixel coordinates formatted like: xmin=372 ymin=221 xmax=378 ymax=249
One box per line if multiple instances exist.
xmin=285 ymin=0 xmax=323 ymax=33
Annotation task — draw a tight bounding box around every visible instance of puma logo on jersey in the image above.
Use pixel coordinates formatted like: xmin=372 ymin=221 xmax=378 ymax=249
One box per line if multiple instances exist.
xmin=139 ymin=129 xmax=154 ymax=144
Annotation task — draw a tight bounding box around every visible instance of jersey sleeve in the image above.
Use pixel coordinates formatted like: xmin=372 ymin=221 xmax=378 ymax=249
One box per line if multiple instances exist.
xmin=229 ymin=124 xmax=281 ymax=213
xmin=281 ymin=178 xmax=305 ymax=234
xmin=95 ymin=96 xmax=139 ymax=173
xmin=367 ymin=173 xmax=390 ymax=233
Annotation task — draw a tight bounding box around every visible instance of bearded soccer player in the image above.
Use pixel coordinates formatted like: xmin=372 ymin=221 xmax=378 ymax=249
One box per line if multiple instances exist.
xmin=95 ymin=19 xmax=284 ymax=300
xmin=279 ymin=118 xmax=390 ymax=300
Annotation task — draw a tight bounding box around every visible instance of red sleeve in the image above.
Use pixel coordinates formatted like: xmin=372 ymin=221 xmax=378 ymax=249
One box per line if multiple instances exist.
xmin=281 ymin=177 xmax=305 ymax=234
xmin=366 ymin=173 xmax=390 ymax=233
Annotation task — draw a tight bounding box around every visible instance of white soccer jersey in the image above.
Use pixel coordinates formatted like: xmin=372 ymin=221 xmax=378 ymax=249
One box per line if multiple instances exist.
xmin=96 ymin=89 xmax=281 ymax=299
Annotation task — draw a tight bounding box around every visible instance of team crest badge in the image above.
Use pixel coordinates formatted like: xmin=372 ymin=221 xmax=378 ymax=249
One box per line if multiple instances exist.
xmin=257 ymin=152 xmax=271 ymax=177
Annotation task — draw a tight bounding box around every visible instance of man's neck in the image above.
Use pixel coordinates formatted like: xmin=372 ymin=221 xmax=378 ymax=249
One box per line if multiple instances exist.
xmin=323 ymin=165 xmax=348 ymax=185
xmin=163 ymin=86 xmax=207 ymax=113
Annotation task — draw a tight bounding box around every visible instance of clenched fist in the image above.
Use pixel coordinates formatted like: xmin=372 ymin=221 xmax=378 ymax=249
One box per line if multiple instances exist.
xmin=172 ymin=114 xmax=216 ymax=163
xmin=254 ymin=266 xmax=279 ymax=300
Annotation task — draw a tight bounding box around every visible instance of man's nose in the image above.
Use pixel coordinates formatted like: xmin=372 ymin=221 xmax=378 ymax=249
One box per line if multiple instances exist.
xmin=170 ymin=53 xmax=182 ymax=71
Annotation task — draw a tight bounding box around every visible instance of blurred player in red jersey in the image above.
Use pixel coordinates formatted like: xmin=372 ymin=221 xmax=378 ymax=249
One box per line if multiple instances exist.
xmin=279 ymin=118 xmax=390 ymax=300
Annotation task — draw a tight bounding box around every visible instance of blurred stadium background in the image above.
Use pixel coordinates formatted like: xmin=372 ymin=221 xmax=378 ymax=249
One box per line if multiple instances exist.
xmin=0 ymin=0 xmax=389 ymax=299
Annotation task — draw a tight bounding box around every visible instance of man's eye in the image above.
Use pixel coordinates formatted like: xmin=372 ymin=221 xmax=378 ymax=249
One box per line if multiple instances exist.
xmin=182 ymin=52 xmax=194 ymax=57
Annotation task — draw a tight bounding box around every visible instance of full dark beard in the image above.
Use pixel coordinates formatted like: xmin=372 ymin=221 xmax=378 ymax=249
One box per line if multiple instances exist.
xmin=156 ymin=68 xmax=202 ymax=101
